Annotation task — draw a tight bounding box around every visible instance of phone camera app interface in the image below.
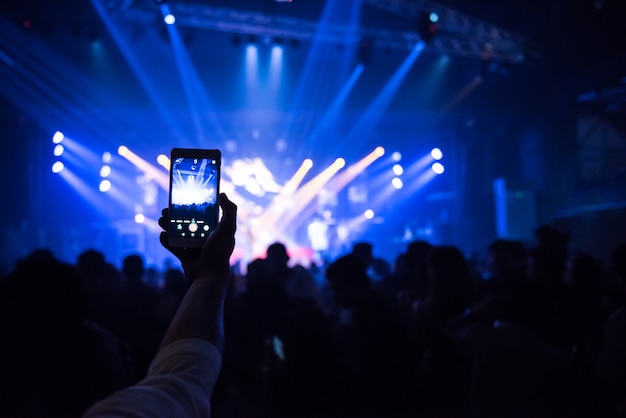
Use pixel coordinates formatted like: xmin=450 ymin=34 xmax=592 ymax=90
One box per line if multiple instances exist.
xmin=170 ymin=157 xmax=218 ymax=238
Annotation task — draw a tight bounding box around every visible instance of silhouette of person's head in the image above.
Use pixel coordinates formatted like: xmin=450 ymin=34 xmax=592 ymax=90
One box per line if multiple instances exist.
xmin=15 ymin=248 xmax=56 ymax=270
xmin=266 ymin=242 xmax=290 ymax=279
xmin=76 ymin=249 xmax=121 ymax=289
xmin=246 ymin=257 xmax=277 ymax=293
xmin=325 ymin=254 xmax=371 ymax=308
xmin=404 ymin=240 xmax=433 ymax=293
xmin=351 ymin=242 xmax=373 ymax=269
xmin=267 ymin=242 xmax=289 ymax=264
xmin=487 ymin=239 xmax=528 ymax=282
xmin=426 ymin=245 xmax=473 ymax=319
xmin=612 ymin=243 xmax=626 ymax=290
xmin=122 ymin=254 xmax=145 ymax=284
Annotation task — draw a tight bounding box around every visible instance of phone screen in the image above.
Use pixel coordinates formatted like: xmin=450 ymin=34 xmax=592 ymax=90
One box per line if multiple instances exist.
xmin=169 ymin=152 xmax=220 ymax=247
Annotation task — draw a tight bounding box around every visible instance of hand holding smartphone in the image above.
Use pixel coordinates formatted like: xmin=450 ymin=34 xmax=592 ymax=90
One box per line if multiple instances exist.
xmin=168 ymin=148 xmax=221 ymax=248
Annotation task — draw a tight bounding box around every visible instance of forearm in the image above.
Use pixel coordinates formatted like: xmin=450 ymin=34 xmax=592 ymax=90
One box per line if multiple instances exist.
xmin=159 ymin=275 xmax=229 ymax=352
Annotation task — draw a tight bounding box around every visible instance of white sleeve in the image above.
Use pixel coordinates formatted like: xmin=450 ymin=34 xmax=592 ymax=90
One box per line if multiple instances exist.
xmin=83 ymin=338 xmax=222 ymax=418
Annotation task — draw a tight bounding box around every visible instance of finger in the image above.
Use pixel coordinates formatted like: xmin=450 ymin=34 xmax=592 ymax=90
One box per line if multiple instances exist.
xmin=158 ymin=208 xmax=170 ymax=231
xmin=159 ymin=231 xmax=187 ymax=260
xmin=217 ymin=193 xmax=237 ymax=235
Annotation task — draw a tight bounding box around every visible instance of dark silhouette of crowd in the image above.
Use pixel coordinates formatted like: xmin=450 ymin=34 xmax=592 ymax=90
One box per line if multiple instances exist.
xmin=1 ymin=221 xmax=626 ymax=417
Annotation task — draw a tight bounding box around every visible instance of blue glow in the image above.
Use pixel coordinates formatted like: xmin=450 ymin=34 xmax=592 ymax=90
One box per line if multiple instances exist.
xmin=53 ymin=144 xmax=64 ymax=157
xmin=284 ymin=0 xmax=362 ymax=152
xmin=342 ymin=41 xmax=425 ymax=152
xmin=102 ymin=151 xmax=112 ymax=163
xmin=432 ymin=162 xmax=445 ymax=174
xmin=164 ymin=14 xmax=176 ymax=25
xmin=246 ymin=45 xmax=258 ymax=88
xmin=163 ymin=9 xmax=227 ymax=144
xmin=52 ymin=131 xmax=64 ymax=144
xmin=392 ymin=164 xmax=404 ymax=176
xmin=134 ymin=213 xmax=145 ymax=224
xmin=392 ymin=151 xmax=402 ymax=162
xmin=364 ymin=209 xmax=375 ymax=219
xmin=429 ymin=12 xmax=439 ymax=23
xmin=90 ymin=0 xmax=183 ymax=138
xmin=431 ymin=147 xmax=443 ymax=160
xmin=52 ymin=161 xmax=64 ymax=173
xmin=270 ymin=45 xmax=283 ymax=88
xmin=392 ymin=177 xmax=403 ymax=189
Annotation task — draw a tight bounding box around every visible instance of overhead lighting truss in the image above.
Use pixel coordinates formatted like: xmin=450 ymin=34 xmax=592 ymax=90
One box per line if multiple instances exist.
xmin=112 ymin=0 xmax=527 ymax=64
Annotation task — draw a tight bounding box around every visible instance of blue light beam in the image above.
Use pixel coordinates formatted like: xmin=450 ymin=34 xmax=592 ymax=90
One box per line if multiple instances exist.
xmin=162 ymin=3 xmax=228 ymax=145
xmin=341 ymin=41 xmax=425 ymax=151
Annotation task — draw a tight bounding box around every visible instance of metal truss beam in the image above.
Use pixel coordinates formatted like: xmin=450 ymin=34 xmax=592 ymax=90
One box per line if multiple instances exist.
xmin=115 ymin=0 xmax=526 ymax=64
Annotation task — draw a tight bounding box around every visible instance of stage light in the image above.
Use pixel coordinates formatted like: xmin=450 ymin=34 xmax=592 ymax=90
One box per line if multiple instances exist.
xmin=134 ymin=213 xmax=145 ymax=224
xmin=118 ymin=145 xmax=129 ymax=156
xmin=157 ymin=154 xmax=170 ymax=170
xmin=164 ymin=13 xmax=175 ymax=25
xmin=431 ymin=147 xmax=443 ymax=160
xmin=102 ymin=152 xmax=112 ymax=163
xmin=357 ymin=37 xmax=374 ymax=64
xmin=99 ymin=179 xmax=111 ymax=192
xmin=374 ymin=146 xmax=385 ymax=157
xmin=364 ymin=209 xmax=375 ymax=219
xmin=52 ymin=161 xmax=64 ymax=173
xmin=100 ymin=165 xmax=111 ymax=178
xmin=392 ymin=151 xmax=402 ymax=162
xmin=418 ymin=11 xmax=439 ymax=43
xmin=432 ymin=162 xmax=445 ymax=174
xmin=392 ymin=177 xmax=404 ymax=189
xmin=303 ymin=158 xmax=313 ymax=169
xmin=334 ymin=158 xmax=346 ymax=169
xmin=392 ymin=164 xmax=404 ymax=176
xmin=52 ymin=131 xmax=64 ymax=144
xmin=53 ymin=144 xmax=64 ymax=157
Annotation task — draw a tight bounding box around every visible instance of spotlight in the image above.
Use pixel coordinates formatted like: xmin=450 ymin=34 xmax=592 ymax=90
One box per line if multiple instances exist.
xmin=392 ymin=151 xmax=402 ymax=162
xmin=303 ymin=158 xmax=313 ymax=169
xmin=102 ymin=152 xmax=112 ymax=163
xmin=334 ymin=158 xmax=346 ymax=169
xmin=430 ymin=147 xmax=443 ymax=160
xmin=392 ymin=164 xmax=404 ymax=176
xmin=392 ymin=177 xmax=404 ymax=189
xmin=134 ymin=213 xmax=145 ymax=224
xmin=118 ymin=145 xmax=129 ymax=156
xmin=417 ymin=11 xmax=439 ymax=43
xmin=52 ymin=131 xmax=64 ymax=144
xmin=431 ymin=162 xmax=445 ymax=174
xmin=364 ymin=209 xmax=375 ymax=219
xmin=99 ymin=179 xmax=111 ymax=192
xmin=100 ymin=165 xmax=111 ymax=178
xmin=52 ymin=161 xmax=64 ymax=173
xmin=157 ymin=154 xmax=170 ymax=169
xmin=374 ymin=146 xmax=385 ymax=157
xmin=53 ymin=144 xmax=64 ymax=157
xmin=357 ymin=37 xmax=374 ymax=64
xmin=164 ymin=13 xmax=175 ymax=25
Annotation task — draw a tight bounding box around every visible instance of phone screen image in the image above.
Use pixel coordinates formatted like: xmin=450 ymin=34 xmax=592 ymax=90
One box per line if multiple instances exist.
xmin=169 ymin=155 xmax=219 ymax=245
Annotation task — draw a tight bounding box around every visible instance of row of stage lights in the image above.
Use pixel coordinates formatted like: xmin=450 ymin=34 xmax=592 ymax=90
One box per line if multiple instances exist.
xmin=50 ymin=131 xmax=114 ymax=193
xmin=389 ymin=147 xmax=444 ymax=190
xmin=51 ymin=131 xmax=446 ymax=228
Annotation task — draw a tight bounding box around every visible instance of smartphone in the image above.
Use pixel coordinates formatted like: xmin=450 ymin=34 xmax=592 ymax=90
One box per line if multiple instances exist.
xmin=168 ymin=148 xmax=221 ymax=248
